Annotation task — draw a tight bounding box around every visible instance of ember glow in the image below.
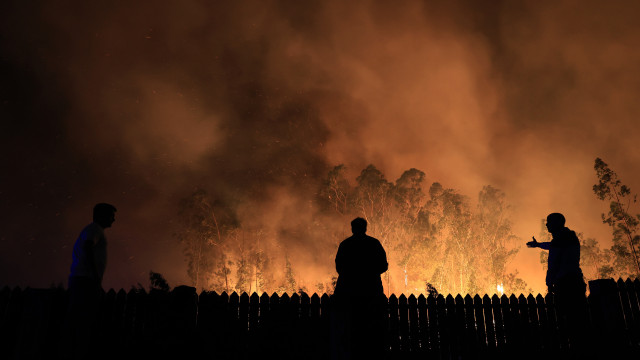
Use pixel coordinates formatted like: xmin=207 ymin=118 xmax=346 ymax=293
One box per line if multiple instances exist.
xmin=2 ymin=1 xmax=640 ymax=295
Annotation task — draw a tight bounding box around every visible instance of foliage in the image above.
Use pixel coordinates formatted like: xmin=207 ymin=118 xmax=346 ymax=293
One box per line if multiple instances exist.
xmin=593 ymin=158 xmax=640 ymax=278
xmin=175 ymin=189 xmax=228 ymax=290
xmin=178 ymin=165 xmax=527 ymax=296
xmin=318 ymin=164 xmax=526 ymax=296
xmin=149 ymin=271 xmax=170 ymax=292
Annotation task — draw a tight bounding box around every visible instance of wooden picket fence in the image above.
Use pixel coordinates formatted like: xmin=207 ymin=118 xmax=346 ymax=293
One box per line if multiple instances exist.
xmin=1 ymin=278 xmax=639 ymax=359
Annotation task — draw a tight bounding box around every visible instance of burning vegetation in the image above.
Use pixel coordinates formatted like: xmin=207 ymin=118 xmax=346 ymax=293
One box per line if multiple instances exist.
xmin=176 ymin=164 xmax=531 ymax=296
xmin=176 ymin=158 xmax=640 ymax=297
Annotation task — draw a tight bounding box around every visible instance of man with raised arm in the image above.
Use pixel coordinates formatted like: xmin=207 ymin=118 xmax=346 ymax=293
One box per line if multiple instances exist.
xmin=527 ymin=213 xmax=585 ymax=295
xmin=527 ymin=212 xmax=587 ymax=355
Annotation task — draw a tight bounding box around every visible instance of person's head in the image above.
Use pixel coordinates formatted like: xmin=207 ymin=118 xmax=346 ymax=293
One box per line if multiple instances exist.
xmin=351 ymin=217 xmax=367 ymax=235
xmin=94 ymin=203 xmax=117 ymax=228
xmin=546 ymin=213 xmax=565 ymax=234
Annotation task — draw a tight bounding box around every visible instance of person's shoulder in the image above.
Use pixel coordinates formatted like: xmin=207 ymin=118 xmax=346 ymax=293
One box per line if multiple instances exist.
xmin=365 ymin=235 xmax=382 ymax=244
xmin=339 ymin=236 xmax=355 ymax=246
xmin=85 ymin=222 xmax=105 ymax=236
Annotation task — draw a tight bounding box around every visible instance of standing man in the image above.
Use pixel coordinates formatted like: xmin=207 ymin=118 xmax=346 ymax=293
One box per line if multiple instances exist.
xmin=67 ymin=203 xmax=116 ymax=359
xmin=332 ymin=217 xmax=388 ymax=360
xmin=527 ymin=212 xmax=587 ymax=353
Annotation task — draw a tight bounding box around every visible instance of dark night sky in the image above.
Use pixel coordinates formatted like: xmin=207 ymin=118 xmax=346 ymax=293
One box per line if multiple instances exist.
xmin=2 ymin=0 xmax=640 ymax=293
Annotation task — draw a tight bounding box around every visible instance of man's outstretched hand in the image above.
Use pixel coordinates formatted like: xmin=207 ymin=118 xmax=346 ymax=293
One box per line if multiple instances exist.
xmin=526 ymin=236 xmax=539 ymax=248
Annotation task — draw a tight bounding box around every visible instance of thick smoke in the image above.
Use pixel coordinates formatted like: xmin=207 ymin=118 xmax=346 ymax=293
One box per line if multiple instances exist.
xmin=1 ymin=0 xmax=639 ymax=293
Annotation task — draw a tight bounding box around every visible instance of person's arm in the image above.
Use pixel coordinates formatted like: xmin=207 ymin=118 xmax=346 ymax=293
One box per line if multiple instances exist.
xmin=527 ymin=236 xmax=551 ymax=250
xmin=86 ymin=229 xmax=104 ymax=283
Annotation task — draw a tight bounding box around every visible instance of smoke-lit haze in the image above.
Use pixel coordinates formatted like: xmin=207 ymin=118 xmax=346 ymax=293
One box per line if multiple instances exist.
xmin=2 ymin=0 xmax=639 ymax=294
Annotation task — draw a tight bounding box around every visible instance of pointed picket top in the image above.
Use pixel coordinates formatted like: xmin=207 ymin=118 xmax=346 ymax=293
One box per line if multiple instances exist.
xmin=280 ymin=293 xmax=290 ymax=303
xmin=535 ymin=294 xmax=545 ymax=304
xmin=482 ymin=294 xmax=491 ymax=305
xmin=300 ymin=292 xmax=310 ymax=303
xmin=389 ymin=294 xmax=398 ymax=305
xmin=500 ymin=294 xmax=509 ymax=305
xmin=311 ymin=293 xmax=320 ymax=303
xmin=408 ymin=294 xmax=417 ymax=304
xmin=240 ymin=292 xmax=249 ymax=303
xmin=107 ymin=288 xmax=117 ymax=297
xmin=418 ymin=294 xmax=427 ymax=305
xmin=427 ymin=294 xmax=437 ymax=305
xmin=290 ymin=293 xmax=300 ymax=304
xmin=320 ymin=293 xmax=330 ymax=304
xmin=624 ymin=278 xmax=635 ymax=290
xmin=634 ymin=278 xmax=640 ymax=287
xmin=617 ymin=278 xmax=626 ymax=290
xmin=464 ymin=294 xmax=474 ymax=305
xmin=270 ymin=292 xmax=279 ymax=304
xmin=491 ymin=294 xmax=500 ymax=303
xmin=250 ymin=292 xmax=259 ymax=303
xmin=526 ymin=294 xmax=536 ymax=303
xmin=471 ymin=294 xmax=481 ymax=305
xmin=517 ymin=294 xmax=527 ymax=304
xmin=229 ymin=292 xmax=240 ymax=304
xmin=455 ymin=294 xmax=464 ymax=305
xmin=117 ymin=288 xmax=127 ymax=297
xmin=398 ymin=294 xmax=407 ymax=303
xmin=259 ymin=292 xmax=270 ymax=304
xmin=220 ymin=292 xmax=229 ymax=303
xmin=509 ymin=294 xmax=518 ymax=304
xmin=445 ymin=294 xmax=455 ymax=304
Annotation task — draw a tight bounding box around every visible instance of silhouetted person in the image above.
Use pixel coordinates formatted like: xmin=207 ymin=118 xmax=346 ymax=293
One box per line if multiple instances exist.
xmin=527 ymin=213 xmax=588 ymax=356
xmin=66 ymin=203 xmax=116 ymax=359
xmin=332 ymin=217 xmax=388 ymax=360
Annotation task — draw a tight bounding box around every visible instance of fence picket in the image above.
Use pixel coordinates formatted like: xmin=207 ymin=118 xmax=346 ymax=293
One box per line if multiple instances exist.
xmin=536 ymin=294 xmax=552 ymax=353
xmin=526 ymin=294 xmax=542 ymax=354
xmin=463 ymin=294 xmax=478 ymax=356
xmin=408 ymin=295 xmax=420 ymax=352
xmin=240 ymin=292 xmax=250 ymax=333
xmin=491 ymin=294 xmax=505 ymax=351
xmin=427 ymin=295 xmax=440 ymax=356
xmin=473 ymin=295 xmax=487 ymax=355
xmin=482 ymin=294 xmax=496 ymax=353
xmin=544 ymin=293 xmax=561 ymax=351
xmin=446 ymin=294 xmax=462 ymax=359
xmin=417 ymin=295 xmax=428 ymax=353
xmin=388 ymin=294 xmax=400 ymax=353
xmin=517 ymin=295 xmax=530 ymax=351
xmin=507 ymin=294 xmax=522 ymax=352
xmin=249 ymin=292 xmax=259 ymax=332
xmin=398 ymin=294 xmax=410 ymax=352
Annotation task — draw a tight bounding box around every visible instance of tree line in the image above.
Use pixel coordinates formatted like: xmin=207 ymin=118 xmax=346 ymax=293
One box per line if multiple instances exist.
xmin=174 ymin=158 xmax=639 ymax=296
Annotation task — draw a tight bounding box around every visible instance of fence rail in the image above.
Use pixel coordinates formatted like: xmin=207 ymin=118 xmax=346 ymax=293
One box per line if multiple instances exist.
xmin=1 ymin=278 xmax=639 ymax=359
